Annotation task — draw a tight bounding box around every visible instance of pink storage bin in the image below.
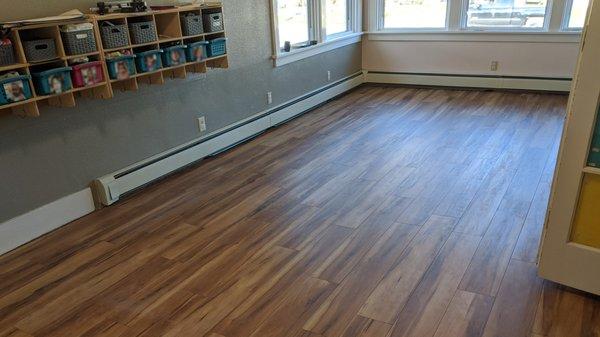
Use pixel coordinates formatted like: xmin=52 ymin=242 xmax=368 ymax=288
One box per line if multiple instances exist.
xmin=71 ymin=61 xmax=104 ymax=88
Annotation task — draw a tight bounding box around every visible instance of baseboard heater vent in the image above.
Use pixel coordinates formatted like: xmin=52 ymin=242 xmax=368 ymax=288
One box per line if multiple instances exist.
xmin=92 ymin=71 xmax=364 ymax=206
xmin=365 ymin=71 xmax=573 ymax=92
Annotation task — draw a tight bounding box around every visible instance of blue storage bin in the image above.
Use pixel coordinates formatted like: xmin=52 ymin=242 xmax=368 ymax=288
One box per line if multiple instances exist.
xmin=0 ymin=74 xmax=33 ymax=105
xmin=162 ymin=45 xmax=187 ymax=67
xmin=186 ymin=41 xmax=208 ymax=62
xmin=207 ymin=38 xmax=227 ymax=57
xmin=32 ymin=67 xmax=72 ymax=95
xmin=106 ymin=55 xmax=136 ymax=80
xmin=135 ymin=49 xmax=163 ymax=73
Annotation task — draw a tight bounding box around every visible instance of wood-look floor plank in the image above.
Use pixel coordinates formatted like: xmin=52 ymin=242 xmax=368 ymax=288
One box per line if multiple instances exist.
xmin=387 ymin=232 xmax=481 ymax=337
xmin=481 ymin=259 xmax=544 ymax=337
xmin=359 ymin=215 xmax=456 ymax=323
xmin=303 ymin=222 xmax=420 ymax=337
xmin=340 ymin=316 xmax=392 ymax=337
xmin=432 ymin=290 xmax=494 ymax=337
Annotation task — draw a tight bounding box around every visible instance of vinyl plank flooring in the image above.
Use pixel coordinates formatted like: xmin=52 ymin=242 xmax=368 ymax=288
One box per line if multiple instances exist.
xmin=0 ymin=86 xmax=582 ymax=337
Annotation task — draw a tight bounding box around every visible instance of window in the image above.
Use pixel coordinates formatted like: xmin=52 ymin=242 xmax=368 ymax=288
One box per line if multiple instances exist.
xmin=564 ymin=0 xmax=590 ymax=29
xmin=325 ymin=0 xmax=350 ymax=36
xmin=384 ymin=0 xmax=449 ymax=29
xmin=273 ymin=0 xmax=360 ymax=58
xmin=374 ymin=0 xmax=586 ymax=33
xmin=464 ymin=0 xmax=549 ymax=29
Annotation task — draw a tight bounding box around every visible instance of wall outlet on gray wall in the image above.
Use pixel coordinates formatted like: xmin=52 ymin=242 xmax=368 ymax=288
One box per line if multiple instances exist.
xmin=327 ymin=71 xmax=331 ymax=81
xmin=267 ymin=92 xmax=273 ymax=105
xmin=198 ymin=116 xmax=207 ymax=132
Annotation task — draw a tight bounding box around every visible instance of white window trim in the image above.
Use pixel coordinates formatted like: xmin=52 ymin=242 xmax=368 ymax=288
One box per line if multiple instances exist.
xmin=271 ymin=0 xmax=362 ymax=67
xmin=368 ymin=0 xmax=587 ymax=34
xmin=273 ymin=32 xmax=363 ymax=67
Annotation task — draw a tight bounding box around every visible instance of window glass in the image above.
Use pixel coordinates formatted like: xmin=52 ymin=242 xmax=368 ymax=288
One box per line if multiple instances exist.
xmin=465 ymin=0 xmax=549 ymax=29
xmin=384 ymin=0 xmax=449 ymax=29
xmin=566 ymin=0 xmax=590 ymax=29
xmin=325 ymin=0 xmax=349 ymax=36
xmin=277 ymin=0 xmax=311 ymax=49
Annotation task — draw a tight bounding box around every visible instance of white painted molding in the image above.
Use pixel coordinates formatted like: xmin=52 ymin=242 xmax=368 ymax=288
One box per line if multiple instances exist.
xmin=273 ymin=33 xmax=363 ymax=67
xmin=364 ymin=72 xmax=572 ymax=92
xmin=0 ymin=188 xmax=95 ymax=256
xmin=366 ymin=31 xmax=582 ymax=43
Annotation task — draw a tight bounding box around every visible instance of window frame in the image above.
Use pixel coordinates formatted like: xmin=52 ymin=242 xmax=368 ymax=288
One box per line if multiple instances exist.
xmin=271 ymin=0 xmax=362 ymax=66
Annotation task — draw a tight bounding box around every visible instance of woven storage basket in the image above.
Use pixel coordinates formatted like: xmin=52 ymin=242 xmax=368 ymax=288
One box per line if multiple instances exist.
xmin=23 ymin=39 xmax=57 ymax=62
xmin=101 ymin=24 xmax=130 ymax=49
xmin=0 ymin=43 xmax=15 ymax=66
xmin=129 ymin=21 xmax=157 ymax=44
xmin=61 ymin=29 xmax=97 ymax=55
xmin=181 ymin=15 xmax=204 ymax=36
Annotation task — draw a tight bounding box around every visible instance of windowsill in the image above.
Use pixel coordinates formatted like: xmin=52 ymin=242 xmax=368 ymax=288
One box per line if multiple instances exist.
xmin=366 ymin=30 xmax=582 ymax=43
xmin=272 ymin=32 xmax=363 ymax=67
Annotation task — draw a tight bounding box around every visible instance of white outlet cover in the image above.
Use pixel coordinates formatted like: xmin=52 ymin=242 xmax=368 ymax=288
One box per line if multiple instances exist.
xmin=198 ymin=117 xmax=207 ymax=132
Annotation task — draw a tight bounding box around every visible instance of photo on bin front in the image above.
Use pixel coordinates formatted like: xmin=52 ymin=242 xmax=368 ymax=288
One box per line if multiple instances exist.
xmin=3 ymin=80 xmax=27 ymax=103
xmin=48 ymin=74 xmax=65 ymax=94
xmin=80 ymin=67 xmax=100 ymax=86
xmin=111 ymin=60 xmax=131 ymax=80
xmin=170 ymin=50 xmax=183 ymax=65
xmin=144 ymin=54 xmax=159 ymax=71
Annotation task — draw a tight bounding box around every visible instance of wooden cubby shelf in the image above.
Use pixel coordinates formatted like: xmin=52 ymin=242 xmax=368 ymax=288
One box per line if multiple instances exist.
xmin=0 ymin=3 xmax=228 ymax=117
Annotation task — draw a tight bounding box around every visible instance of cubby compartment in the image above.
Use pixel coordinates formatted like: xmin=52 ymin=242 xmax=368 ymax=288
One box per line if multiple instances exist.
xmin=99 ymin=19 xmax=130 ymax=50
xmin=155 ymin=12 xmax=182 ymax=42
xmin=202 ymin=8 xmax=225 ymax=33
xmin=135 ymin=48 xmax=163 ymax=73
xmin=128 ymin=16 xmax=158 ymax=45
xmin=107 ymin=53 xmax=136 ymax=81
xmin=180 ymin=10 xmax=204 ymax=36
xmin=30 ymin=62 xmax=73 ymax=96
xmin=0 ymin=70 xmax=33 ymax=106
xmin=19 ymin=26 xmax=63 ymax=63
xmin=60 ymin=23 xmax=98 ymax=56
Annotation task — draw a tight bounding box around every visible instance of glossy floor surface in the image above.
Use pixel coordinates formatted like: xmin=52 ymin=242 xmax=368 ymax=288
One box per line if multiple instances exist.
xmin=1 ymin=86 xmax=599 ymax=337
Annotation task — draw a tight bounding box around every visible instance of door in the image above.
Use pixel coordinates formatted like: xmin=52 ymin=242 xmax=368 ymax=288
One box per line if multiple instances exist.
xmin=538 ymin=0 xmax=600 ymax=295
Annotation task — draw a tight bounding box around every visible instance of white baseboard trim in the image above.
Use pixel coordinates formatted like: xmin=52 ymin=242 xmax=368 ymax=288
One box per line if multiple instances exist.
xmin=364 ymin=71 xmax=572 ymax=92
xmin=92 ymin=71 xmax=365 ymax=206
xmin=0 ymin=188 xmax=95 ymax=256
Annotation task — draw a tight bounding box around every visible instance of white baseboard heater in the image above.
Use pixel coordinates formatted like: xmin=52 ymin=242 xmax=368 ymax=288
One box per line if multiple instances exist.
xmin=364 ymin=71 xmax=573 ymax=92
xmin=92 ymin=71 xmax=365 ymax=206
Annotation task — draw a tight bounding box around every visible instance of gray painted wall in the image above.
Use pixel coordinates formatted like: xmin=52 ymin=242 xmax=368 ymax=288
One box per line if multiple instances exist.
xmin=0 ymin=1 xmax=362 ymax=222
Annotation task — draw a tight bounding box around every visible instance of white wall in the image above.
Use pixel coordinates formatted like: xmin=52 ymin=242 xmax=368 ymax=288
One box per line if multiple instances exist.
xmin=362 ymin=38 xmax=580 ymax=78
xmin=362 ymin=0 xmax=583 ymax=79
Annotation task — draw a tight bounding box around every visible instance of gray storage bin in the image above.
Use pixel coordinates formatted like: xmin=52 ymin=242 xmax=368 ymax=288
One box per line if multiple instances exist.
xmin=0 ymin=43 xmax=15 ymax=66
xmin=101 ymin=24 xmax=130 ymax=49
xmin=129 ymin=21 xmax=157 ymax=44
xmin=181 ymin=14 xmax=204 ymax=36
xmin=203 ymin=12 xmax=224 ymax=32
xmin=23 ymin=39 xmax=57 ymax=62
xmin=61 ymin=29 xmax=97 ymax=55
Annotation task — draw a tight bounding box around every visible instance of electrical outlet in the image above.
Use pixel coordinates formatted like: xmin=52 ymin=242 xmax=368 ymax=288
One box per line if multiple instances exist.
xmin=327 ymin=71 xmax=331 ymax=81
xmin=197 ymin=116 xmax=207 ymax=132
xmin=267 ymin=92 xmax=273 ymax=105
xmin=490 ymin=61 xmax=499 ymax=71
